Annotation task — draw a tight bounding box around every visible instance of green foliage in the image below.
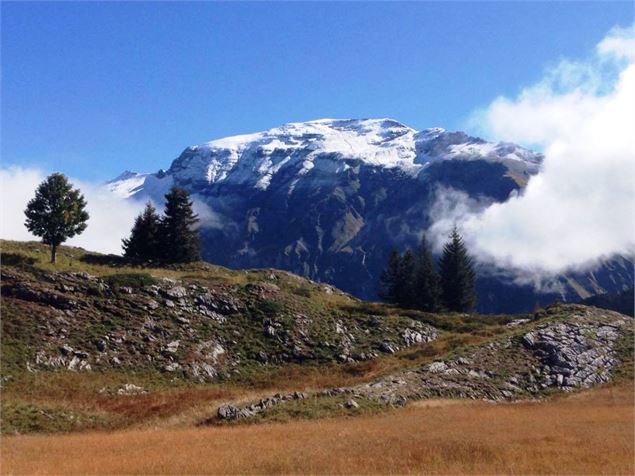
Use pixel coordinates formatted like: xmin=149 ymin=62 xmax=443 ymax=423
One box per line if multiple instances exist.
xmin=122 ymin=202 xmax=161 ymax=261
xmin=257 ymin=299 xmax=285 ymax=316
xmin=120 ymin=187 xmax=201 ymax=264
xmin=414 ymin=236 xmax=440 ymax=312
xmin=378 ymin=249 xmax=402 ymax=303
xmin=103 ymin=272 xmax=159 ymax=289
xmin=379 ymin=237 xmax=440 ymax=312
xmin=160 ymin=187 xmax=201 ymax=263
xmin=438 ymin=226 xmax=476 ymax=312
xmin=397 ymin=249 xmax=417 ymax=306
xmin=23 ymin=173 xmax=89 ymax=263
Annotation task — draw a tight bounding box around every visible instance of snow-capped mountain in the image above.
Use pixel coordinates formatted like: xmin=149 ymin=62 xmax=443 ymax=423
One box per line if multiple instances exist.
xmin=112 ymin=118 xmax=542 ymax=200
xmin=108 ymin=118 xmax=633 ymax=313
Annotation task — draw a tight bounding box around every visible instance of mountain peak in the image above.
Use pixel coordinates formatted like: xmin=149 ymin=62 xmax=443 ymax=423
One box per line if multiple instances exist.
xmin=106 ymin=170 xmax=141 ymax=183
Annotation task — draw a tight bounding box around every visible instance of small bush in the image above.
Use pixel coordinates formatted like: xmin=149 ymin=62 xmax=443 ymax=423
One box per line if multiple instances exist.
xmin=103 ymin=273 xmax=158 ymax=289
xmin=255 ymin=299 xmax=286 ymax=317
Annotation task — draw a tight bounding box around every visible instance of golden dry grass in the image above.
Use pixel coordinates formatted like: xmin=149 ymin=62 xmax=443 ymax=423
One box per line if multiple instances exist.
xmin=2 ymin=384 xmax=633 ymax=475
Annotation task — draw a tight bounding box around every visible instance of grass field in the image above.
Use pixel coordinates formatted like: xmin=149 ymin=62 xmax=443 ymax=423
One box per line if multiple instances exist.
xmin=2 ymin=383 xmax=632 ymax=475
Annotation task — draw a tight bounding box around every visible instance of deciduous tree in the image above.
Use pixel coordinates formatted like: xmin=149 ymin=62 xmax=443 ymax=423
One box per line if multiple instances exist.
xmin=24 ymin=173 xmax=89 ymax=263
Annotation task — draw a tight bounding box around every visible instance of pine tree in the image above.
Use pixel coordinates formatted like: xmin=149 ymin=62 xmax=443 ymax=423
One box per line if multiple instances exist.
xmin=395 ymin=249 xmax=417 ymax=307
xmin=24 ymin=173 xmax=89 ymax=263
xmin=379 ymin=249 xmax=402 ymax=304
xmin=122 ymin=202 xmax=161 ymax=261
xmin=413 ymin=236 xmax=440 ymax=312
xmin=438 ymin=226 xmax=476 ymax=312
xmin=160 ymin=187 xmax=201 ymax=263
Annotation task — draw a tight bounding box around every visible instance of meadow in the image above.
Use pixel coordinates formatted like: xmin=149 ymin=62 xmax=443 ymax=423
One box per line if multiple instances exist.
xmin=2 ymin=383 xmax=632 ymax=475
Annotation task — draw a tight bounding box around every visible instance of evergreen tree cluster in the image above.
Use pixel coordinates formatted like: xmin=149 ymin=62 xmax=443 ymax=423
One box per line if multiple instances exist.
xmin=379 ymin=227 xmax=476 ymax=312
xmin=122 ymin=187 xmax=201 ymax=263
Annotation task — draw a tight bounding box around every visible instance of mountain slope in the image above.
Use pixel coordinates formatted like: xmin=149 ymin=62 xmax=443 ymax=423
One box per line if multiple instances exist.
xmin=107 ymin=118 xmax=632 ymax=312
xmin=581 ymin=287 xmax=635 ymax=317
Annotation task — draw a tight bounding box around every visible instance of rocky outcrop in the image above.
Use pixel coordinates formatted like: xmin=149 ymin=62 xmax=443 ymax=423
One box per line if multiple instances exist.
xmin=216 ymin=391 xmax=309 ymax=421
xmin=338 ymin=307 xmax=630 ymax=404
xmin=216 ymin=305 xmax=632 ymax=420
xmin=1 ymin=265 xmax=438 ymax=382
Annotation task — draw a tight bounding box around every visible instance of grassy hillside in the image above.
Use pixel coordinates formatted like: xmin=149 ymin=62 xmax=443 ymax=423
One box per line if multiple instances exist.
xmin=1 ymin=239 xmax=632 ymax=437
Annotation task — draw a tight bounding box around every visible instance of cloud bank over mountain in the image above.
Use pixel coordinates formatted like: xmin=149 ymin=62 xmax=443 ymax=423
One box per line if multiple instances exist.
xmin=0 ymin=166 xmax=146 ymax=255
xmin=457 ymin=24 xmax=635 ymax=273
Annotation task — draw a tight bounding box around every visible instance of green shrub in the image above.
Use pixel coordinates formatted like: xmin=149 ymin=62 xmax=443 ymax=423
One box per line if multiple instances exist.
xmin=103 ymin=272 xmax=158 ymax=289
xmin=258 ymin=299 xmax=285 ymax=316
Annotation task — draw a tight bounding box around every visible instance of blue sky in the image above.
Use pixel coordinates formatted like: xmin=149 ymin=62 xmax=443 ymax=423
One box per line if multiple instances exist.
xmin=1 ymin=1 xmax=632 ymax=181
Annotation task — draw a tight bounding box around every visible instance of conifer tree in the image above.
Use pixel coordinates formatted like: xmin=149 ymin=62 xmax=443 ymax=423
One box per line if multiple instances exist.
xmin=122 ymin=202 xmax=161 ymax=261
xmin=24 ymin=173 xmax=89 ymax=263
xmin=438 ymin=226 xmax=476 ymax=312
xmin=414 ymin=236 xmax=440 ymax=312
xmin=160 ymin=187 xmax=200 ymax=263
xmin=396 ymin=249 xmax=417 ymax=307
xmin=379 ymin=249 xmax=402 ymax=304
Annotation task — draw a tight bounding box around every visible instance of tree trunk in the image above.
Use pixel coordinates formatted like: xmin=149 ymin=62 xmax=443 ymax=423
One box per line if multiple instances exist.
xmin=51 ymin=244 xmax=57 ymax=264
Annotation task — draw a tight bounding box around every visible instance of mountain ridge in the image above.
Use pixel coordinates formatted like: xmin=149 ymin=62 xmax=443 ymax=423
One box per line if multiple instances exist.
xmin=108 ymin=118 xmax=542 ymax=198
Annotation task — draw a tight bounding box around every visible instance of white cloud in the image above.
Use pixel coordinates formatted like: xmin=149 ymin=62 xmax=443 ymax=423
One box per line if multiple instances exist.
xmin=191 ymin=195 xmax=226 ymax=230
xmin=426 ymin=185 xmax=492 ymax=254
xmin=0 ymin=166 xmax=146 ymax=255
xmin=597 ymin=24 xmax=635 ymax=61
xmin=457 ymin=24 xmax=635 ymax=273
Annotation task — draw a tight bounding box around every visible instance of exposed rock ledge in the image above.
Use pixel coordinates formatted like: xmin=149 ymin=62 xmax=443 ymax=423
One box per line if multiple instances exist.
xmin=217 ymin=305 xmax=632 ymax=420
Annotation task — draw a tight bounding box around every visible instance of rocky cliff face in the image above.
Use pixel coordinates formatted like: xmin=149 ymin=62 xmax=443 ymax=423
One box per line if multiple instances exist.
xmin=107 ymin=119 xmax=633 ymax=312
